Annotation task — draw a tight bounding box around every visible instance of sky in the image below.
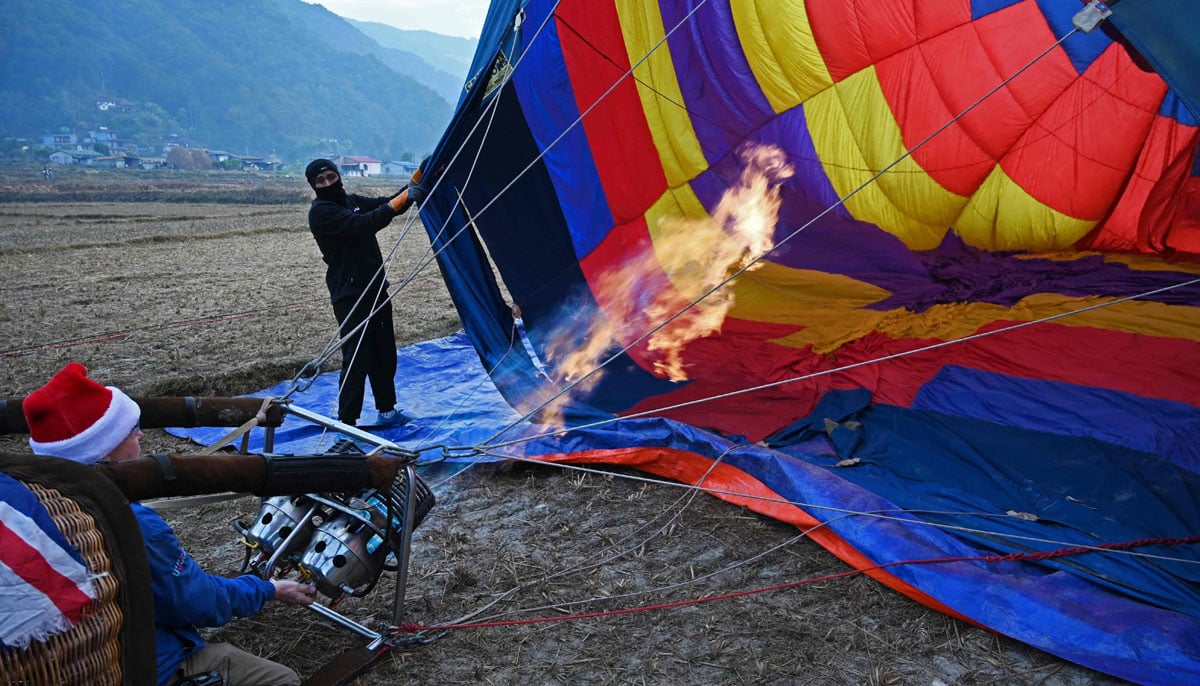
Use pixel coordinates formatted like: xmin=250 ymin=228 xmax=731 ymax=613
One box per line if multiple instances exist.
xmin=311 ymin=0 xmax=491 ymax=39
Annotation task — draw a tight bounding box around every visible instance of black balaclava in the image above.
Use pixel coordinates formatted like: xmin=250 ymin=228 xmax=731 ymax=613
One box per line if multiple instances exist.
xmin=305 ymin=158 xmax=346 ymax=204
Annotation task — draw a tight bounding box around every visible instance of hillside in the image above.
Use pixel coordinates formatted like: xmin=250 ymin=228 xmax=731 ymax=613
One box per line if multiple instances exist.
xmin=0 ymin=0 xmax=463 ymax=162
xmin=270 ymin=0 xmax=470 ymax=105
xmin=349 ymin=20 xmax=479 ymax=90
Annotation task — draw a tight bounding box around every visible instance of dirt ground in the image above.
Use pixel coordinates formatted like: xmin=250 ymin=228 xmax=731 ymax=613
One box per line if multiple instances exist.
xmin=0 ymin=165 xmax=1126 ymax=685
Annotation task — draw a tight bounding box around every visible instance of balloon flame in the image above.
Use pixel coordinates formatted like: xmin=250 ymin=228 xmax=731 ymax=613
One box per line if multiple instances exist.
xmin=534 ymin=144 xmax=793 ymax=427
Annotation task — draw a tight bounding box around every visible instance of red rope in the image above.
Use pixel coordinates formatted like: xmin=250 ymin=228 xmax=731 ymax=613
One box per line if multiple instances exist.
xmin=392 ymin=535 xmax=1200 ymax=633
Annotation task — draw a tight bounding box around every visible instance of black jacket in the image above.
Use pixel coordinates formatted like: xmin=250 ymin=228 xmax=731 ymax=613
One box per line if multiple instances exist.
xmin=308 ymin=193 xmax=399 ymax=304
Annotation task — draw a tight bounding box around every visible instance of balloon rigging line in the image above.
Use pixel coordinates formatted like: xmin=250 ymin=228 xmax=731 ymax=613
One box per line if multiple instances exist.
xmin=393 ymin=534 xmax=1200 ymax=635
xmin=285 ymin=0 xmax=708 ymax=427
xmin=284 ymin=1 xmax=563 ymax=404
xmin=351 ymin=0 xmax=710 ymax=343
xmin=451 ymin=454 xmax=858 ymax=626
xmin=478 ymin=25 xmax=1081 ymax=446
xmin=466 ymin=529 xmax=814 ymax=628
xmin=481 ymin=274 xmax=1200 ymax=455
xmin=473 ymin=448 xmax=1200 ymax=568
xmin=461 ymin=527 xmax=818 ymax=630
xmin=458 ymin=503 xmax=964 ymax=629
xmin=535 ymin=445 xmax=736 ymax=582
xmin=409 ymin=446 xmax=741 ymax=643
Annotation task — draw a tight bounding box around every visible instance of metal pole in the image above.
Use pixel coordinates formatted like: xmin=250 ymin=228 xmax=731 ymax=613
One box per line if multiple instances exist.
xmin=308 ymin=602 xmax=382 ymax=641
xmin=282 ymin=403 xmax=406 ymax=453
xmin=261 ymin=501 xmax=319 ymax=578
xmin=390 ymin=464 xmax=418 ymax=626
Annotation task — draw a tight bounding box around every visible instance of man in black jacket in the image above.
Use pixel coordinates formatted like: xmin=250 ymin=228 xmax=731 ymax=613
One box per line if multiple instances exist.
xmin=305 ymin=158 xmax=426 ymax=427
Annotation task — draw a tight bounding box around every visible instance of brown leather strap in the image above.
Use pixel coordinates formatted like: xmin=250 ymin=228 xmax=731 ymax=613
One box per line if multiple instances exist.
xmin=94 ymin=453 xmax=402 ymax=501
xmin=301 ymin=645 xmax=383 ymax=686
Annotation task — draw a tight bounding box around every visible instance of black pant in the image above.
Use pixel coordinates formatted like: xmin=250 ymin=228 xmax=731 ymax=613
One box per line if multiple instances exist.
xmin=331 ymin=296 xmax=397 ymax=425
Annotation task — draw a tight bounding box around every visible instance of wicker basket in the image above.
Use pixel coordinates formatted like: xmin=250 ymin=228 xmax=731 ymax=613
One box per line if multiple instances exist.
xmin=0 ymin=454 xmax=156 ymax=685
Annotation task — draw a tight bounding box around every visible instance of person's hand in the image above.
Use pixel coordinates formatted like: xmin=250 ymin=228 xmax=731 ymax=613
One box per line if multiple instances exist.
xmin=388 ymin=181 xmax=428 ymax=213
xmin=388 ymin=186 xmax=415 ymax=213
xmin=405 ymin=179 xmax=428 ymax=206
xmin=271 ymin=579 xmax=318 ymax=606
xmin=387 ymin=157 xmax=435 ymax=213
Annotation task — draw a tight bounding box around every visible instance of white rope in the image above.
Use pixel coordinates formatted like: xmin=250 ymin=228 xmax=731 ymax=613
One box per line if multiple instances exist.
xmin=483 ymin=275 xmax=1200 ymax=451
xmin=473 ymin=449 xmax=1200 ymax=568
xmin=480 ymin=25 xmax=1082 ymax=445
xmin=421 ymin=446 xmax=740 ymax=631
xmin=288 ymin=0 xmax=708 ymax=441
xmin=284 ymin=1 xmax=565 ymax=417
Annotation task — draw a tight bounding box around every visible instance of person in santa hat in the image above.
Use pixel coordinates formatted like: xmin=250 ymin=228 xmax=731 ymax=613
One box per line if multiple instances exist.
xmin=24 ymin=362 xmax=316 ymax=686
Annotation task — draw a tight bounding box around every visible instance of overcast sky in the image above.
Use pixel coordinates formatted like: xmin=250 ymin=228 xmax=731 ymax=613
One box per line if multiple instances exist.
xmin=311 ymin=0 xmax=491 ymax=38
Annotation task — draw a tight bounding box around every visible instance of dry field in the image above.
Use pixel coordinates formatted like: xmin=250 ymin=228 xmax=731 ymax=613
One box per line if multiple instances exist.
xmin=0 ymin=164 xmax=1124 ymax=685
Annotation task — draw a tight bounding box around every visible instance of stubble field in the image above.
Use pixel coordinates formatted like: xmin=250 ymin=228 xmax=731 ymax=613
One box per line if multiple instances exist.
xmin=0 ymin=164 xmax=1123 ymax=685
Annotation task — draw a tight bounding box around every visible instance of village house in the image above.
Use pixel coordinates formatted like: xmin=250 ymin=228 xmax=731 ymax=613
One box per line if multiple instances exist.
xmin=250 ymin=153 xmax=284 ymax=171
xmin=94 ymin=98 xmax=137 ymax=114
xmin=338 ymin=155 xmax=382 ymax=177
xmin=382 ymin=160 xmax=420 ymax=177
xmin=41 ymin=133 xmax=78 ymax=148
xmin=86 ymin=128 xmax=134 ymax=153
xmin=49 ymin=149 xmax=101 ymax=165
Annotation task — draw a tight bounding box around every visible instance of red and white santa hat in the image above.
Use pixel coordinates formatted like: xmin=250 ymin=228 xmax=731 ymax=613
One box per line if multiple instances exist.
xmin=24 ymin=362 xmax=140 ymax=464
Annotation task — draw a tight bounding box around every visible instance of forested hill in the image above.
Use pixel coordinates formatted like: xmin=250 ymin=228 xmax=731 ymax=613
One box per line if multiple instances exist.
xmin=0 ymin=0 xmax=474 ymax=161
xmin=265 ymin=0 xmax=473 ymax=105
xmin=347 ymin=20 xmax=478 ymax=89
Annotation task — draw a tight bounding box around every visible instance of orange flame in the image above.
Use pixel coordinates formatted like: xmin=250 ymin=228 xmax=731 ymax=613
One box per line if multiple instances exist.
xmin=532 ymin=144 xmax=793 ymax=427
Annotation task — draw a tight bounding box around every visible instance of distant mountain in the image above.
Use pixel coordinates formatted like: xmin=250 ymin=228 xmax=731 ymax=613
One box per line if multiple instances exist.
xmin=0 ymin=0 xmax=466 ymax=163
xmin=348 ymin=20 xmax=478 ymax=93
xmin=269 ymin=1 xmax=471 ymax=105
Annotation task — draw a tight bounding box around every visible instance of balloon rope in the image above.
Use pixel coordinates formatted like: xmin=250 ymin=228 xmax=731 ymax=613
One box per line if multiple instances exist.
xmin=285 ymin=1 xmax=566 ymax=402
xmin=482 ymin=274 xmax=1200 ymax=452
xmin=392 ymin=534 xmax=1200 ymax=634
xmin=407 ymin=445 xmax=741 ymax=644
xmin=284 ymin=0 xmax=705 ymax=434
xmin=472 ymin=448 xmax=1200 ymax=568
xmin=479 ymin=24 xmax=1082 ymax=445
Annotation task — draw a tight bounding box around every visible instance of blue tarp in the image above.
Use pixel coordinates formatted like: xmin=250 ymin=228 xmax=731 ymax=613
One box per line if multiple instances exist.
xmin=167 ymin=333 xmax=525 ymax=458
xmin=168 ymin=333 xmax=1200 ymax=685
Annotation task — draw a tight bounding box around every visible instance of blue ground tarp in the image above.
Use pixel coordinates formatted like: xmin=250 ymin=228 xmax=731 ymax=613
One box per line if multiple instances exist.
xmin=167 ymin=333 xmax=1200 ymax=685
xmin=168 ymin=333 xmax=525 ymax=459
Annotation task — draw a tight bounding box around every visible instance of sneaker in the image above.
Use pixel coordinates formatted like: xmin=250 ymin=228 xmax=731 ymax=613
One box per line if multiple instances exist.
xmin=369 ymin=409 xmax=407 ymax=427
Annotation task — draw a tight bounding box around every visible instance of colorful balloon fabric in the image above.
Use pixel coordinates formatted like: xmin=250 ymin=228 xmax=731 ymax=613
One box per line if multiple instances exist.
xmin=420 ymin=2 xmax=1200 ymax=683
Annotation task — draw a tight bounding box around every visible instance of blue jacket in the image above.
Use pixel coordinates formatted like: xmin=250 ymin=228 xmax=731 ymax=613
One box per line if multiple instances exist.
xmin=131 ymin=503 xmax=275 ymax=685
